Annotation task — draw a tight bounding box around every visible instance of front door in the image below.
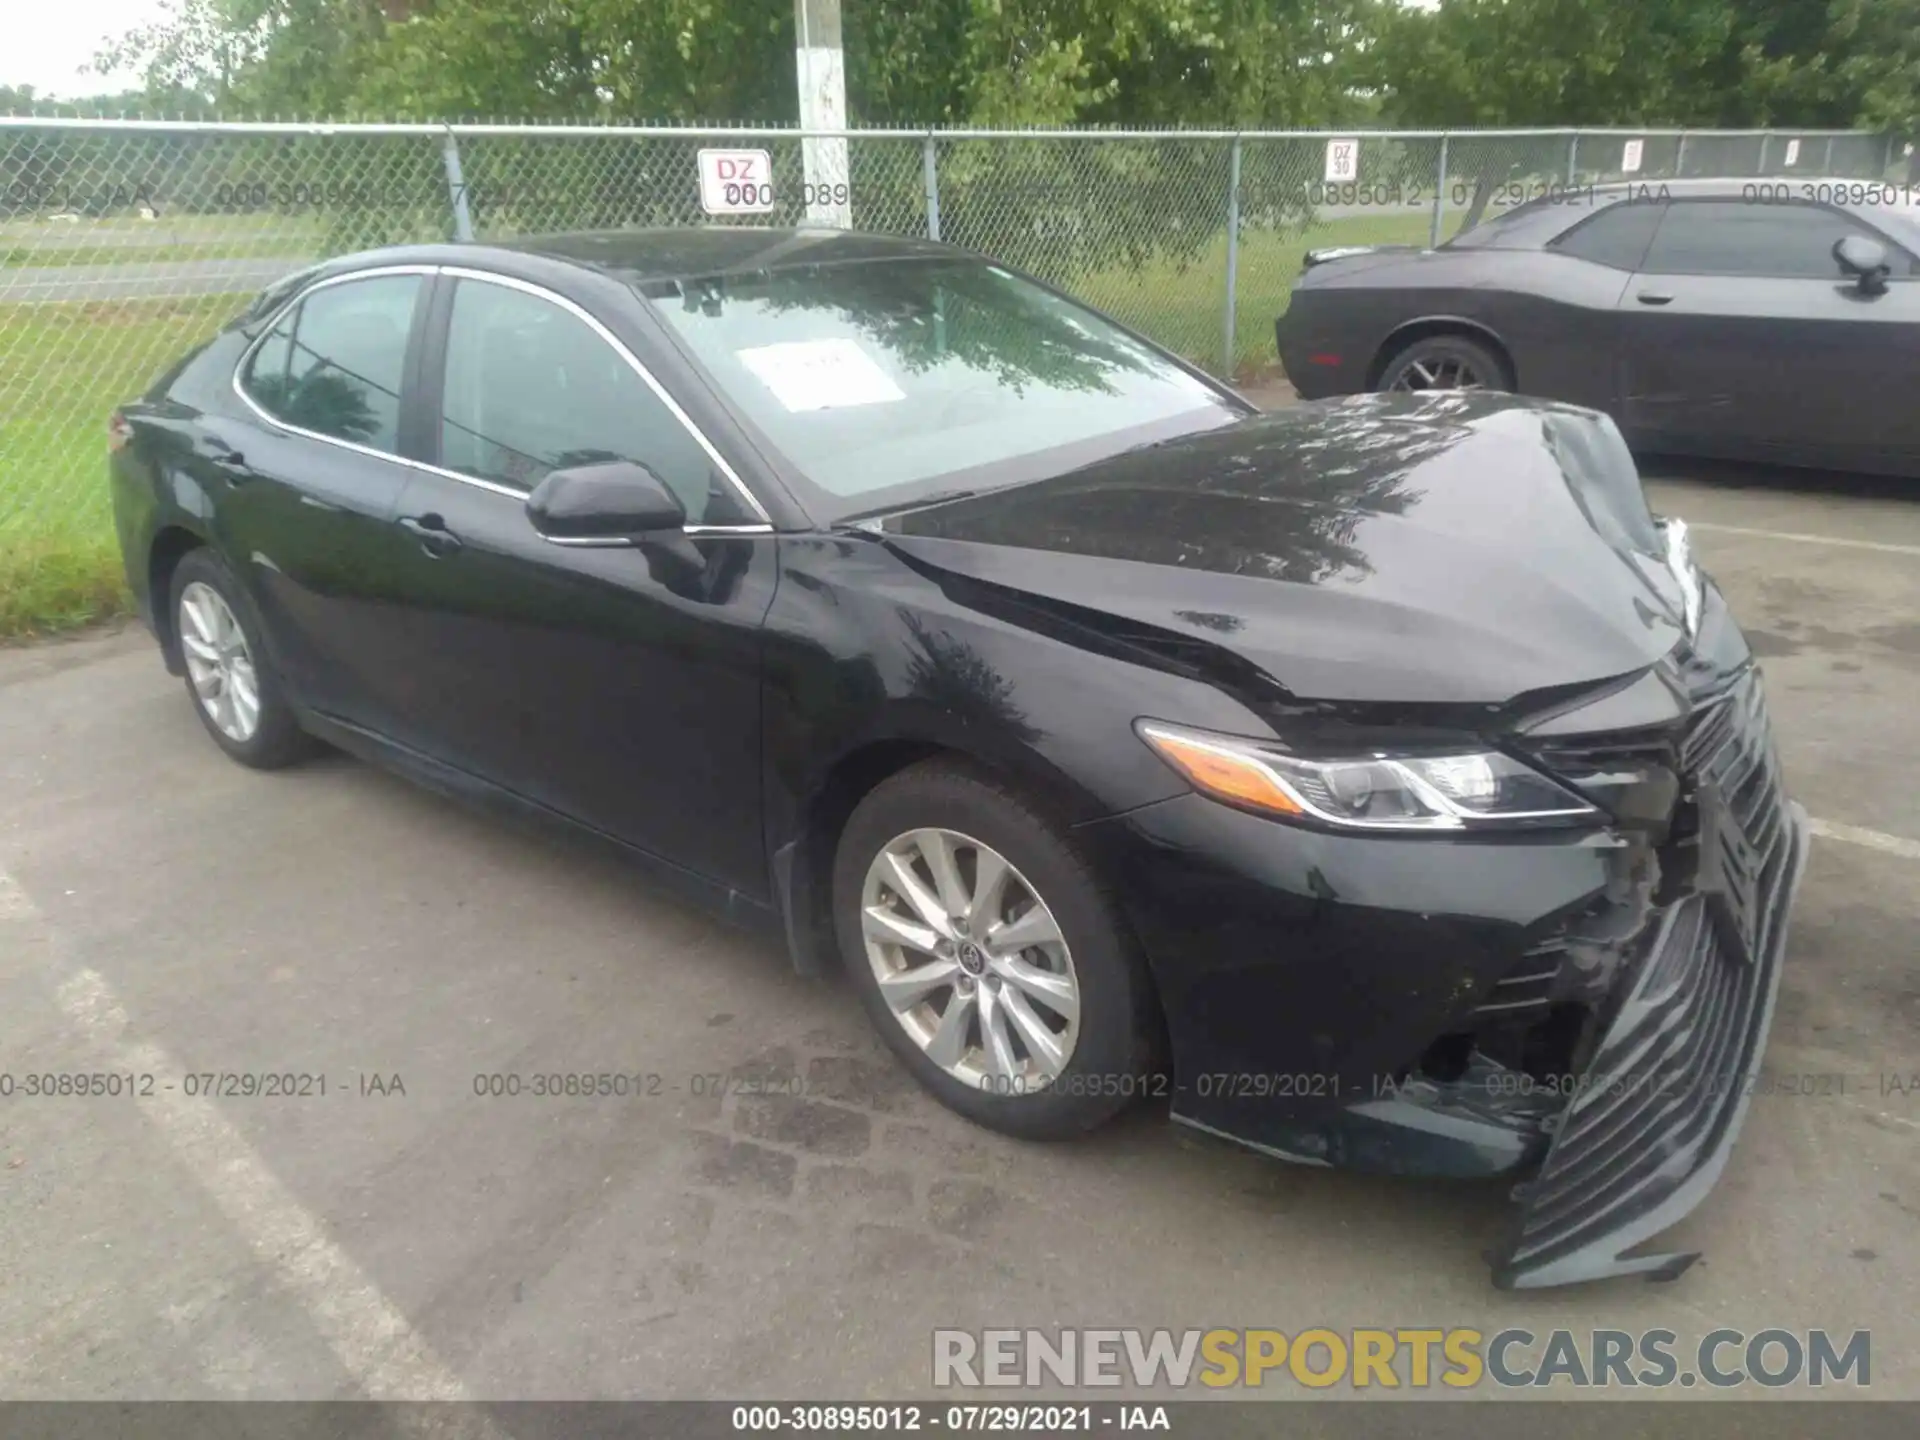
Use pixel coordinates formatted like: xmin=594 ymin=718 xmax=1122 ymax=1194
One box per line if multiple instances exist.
xmin=380 ymin=272 xmax=777 ymax=897
xmin=1618 ymin=198 xmax=1920 ymax=468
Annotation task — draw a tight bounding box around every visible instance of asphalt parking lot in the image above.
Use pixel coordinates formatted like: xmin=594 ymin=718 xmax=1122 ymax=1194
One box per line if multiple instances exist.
xmin=2 ymin=427 xmax=1918 ymax=1402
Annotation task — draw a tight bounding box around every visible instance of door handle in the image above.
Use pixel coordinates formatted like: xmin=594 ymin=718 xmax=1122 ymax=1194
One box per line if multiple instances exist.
xmin=200 ymin=438 xmax=251 ymax=480
xmin=1636 ymin=291 xmax=1675 ymax=306
xmin=399 ymin=513 xmax=464 ymax=557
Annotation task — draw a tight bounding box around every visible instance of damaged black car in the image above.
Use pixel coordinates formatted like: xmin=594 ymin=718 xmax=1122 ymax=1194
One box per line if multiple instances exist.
xmin=110 ymin=228 xmax=1807 ymax=1291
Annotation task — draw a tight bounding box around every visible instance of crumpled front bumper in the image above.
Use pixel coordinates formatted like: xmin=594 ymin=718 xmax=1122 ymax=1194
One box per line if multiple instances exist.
xmin=1491 ymin=668 xmax=1809 ymax=1288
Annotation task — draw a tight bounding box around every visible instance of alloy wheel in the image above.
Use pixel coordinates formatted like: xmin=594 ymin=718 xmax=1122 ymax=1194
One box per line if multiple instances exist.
xmin=859 ymin=827 xmax=1080 ymax=1090
xmin=1387 ymin=355 xmax=1486 ymax=391
xmin=178 ymin=581 xmax=261 ymax=743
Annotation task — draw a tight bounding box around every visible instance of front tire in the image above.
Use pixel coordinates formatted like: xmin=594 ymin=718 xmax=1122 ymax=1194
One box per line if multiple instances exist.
xmin=1377 ymin=333 xmax=1511 ymax=393
xmin=832 ymin=760 xmax=1157 ymax=1140
xmin=169 ymin=548 xmax=310 ymax=769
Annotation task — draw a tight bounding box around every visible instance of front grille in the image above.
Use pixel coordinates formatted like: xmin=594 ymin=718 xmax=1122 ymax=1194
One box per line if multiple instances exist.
xmin=1492 ymin=665 xmax=1804 ymax=1288
xmin=1681 ymin=670 xmax=1796 ymax=967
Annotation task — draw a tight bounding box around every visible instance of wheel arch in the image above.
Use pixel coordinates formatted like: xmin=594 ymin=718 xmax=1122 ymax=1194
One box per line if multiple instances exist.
xmin=771 ymin=726 xmax=1131 ymax=980
xmin=148 ymin=523 xmax=210 ymax=676
xmin=1368 ymin=317 xmax=1517 ymax=391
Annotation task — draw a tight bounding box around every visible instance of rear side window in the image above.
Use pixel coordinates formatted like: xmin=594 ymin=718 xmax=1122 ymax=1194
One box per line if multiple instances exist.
xmin=1642 ymin=200 xmax=1910 ymax=278
xmin=1551 ymin=202 xmax=1665 ymax=270
xmin=239 ymin=274 xmax=422 ymax=454
xmin=435 ymin=277 xmax=750 ymax=523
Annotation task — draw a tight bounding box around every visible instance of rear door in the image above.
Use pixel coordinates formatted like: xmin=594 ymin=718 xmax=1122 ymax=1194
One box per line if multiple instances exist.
xmin=221 ymin=267 xmax=435 ymax=731
xmin=1617 ymin=199 xmax=1920 ymax=467
xmin=380 ymin=269 xmax=778 ymax=895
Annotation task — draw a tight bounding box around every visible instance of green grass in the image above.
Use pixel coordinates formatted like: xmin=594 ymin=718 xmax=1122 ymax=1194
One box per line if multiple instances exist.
xmin=1075 ymin=211 xmax=1442 ymax=378
xmin=1 ymin=295 xmax=239 ymax=638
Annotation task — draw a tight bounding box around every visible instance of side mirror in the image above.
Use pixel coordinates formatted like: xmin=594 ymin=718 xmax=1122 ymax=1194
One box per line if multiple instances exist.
xmin=526 ymin=460 xmax=685 ymax=543
xmin=1833 ymin=234 xmax=1891 ymax=295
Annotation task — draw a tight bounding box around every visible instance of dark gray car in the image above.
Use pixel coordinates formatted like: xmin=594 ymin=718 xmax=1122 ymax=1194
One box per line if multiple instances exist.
xmin=1276 ymin=177 xmax=1920 ymax=475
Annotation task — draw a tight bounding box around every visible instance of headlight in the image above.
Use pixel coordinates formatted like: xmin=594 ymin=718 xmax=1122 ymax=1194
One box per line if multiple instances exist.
xmin=1136 ymin=721 xmax=1601 ymax=831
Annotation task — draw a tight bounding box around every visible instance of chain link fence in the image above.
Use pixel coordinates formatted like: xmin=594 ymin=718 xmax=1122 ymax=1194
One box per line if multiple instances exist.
xmin=0 ymin=117 xmax=1899 ymax=628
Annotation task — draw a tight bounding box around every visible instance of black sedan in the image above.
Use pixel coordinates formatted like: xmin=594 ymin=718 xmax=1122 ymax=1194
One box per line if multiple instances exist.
xmin=112 ymin=227 xmax=1806 ymax=1288
xmin=1277 ymin=176 xmax=1920 ymax=476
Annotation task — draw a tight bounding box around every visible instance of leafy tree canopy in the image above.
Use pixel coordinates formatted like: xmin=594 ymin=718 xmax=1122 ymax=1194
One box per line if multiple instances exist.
xmin=31 ymin=0 xmax=1915 ymax=135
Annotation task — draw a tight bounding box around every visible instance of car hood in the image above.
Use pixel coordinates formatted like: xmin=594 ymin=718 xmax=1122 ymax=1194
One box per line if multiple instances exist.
xmin=868 ymin=393 xmax=1691 ymax=706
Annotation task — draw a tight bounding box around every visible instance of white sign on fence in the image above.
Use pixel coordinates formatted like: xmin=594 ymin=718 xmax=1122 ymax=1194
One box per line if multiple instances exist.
xmin=697 ymin=149 xmax=775 ymax=215
xmin=1324 ymin=138 xmax=1360 ymax=183
xmin=1783 ymin=138 xmax=1802 ymax=166
xmin=1621 ymin=139 xmax=1644 ymax=173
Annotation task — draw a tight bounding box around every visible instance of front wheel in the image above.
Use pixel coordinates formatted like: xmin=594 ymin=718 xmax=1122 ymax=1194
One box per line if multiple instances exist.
xmin=1377 ymin=334 xmax=1511 ymax=393
xmin=832 ymin=760 xmax=1159 ymax=1140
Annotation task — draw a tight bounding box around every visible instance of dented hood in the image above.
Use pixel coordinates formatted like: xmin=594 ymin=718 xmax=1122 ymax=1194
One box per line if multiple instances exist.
xmin=869 ymin=393 xmax=1690 ymax=705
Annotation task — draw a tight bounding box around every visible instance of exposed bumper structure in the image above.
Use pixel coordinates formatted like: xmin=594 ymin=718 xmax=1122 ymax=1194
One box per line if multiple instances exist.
xmin=1493 ymin=671 xmax=1808 ymax=1288
xmin=1092 ymin=636 xmax=1807 ymax=1288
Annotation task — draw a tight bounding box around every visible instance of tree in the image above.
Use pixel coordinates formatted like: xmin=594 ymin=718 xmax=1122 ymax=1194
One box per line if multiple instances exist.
xmin=90 ymin=0 xmax=1380 ymax=128
xmin=1365 ymin=0 xmax=1917 ymax=136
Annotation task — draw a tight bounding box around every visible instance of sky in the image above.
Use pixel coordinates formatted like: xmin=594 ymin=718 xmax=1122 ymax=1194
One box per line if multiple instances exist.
xmin=7 ymin=0 xmax=172 ymax=97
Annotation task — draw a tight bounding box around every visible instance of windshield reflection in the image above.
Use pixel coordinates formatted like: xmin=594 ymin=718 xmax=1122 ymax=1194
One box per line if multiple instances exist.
xmin=648 ymin=258 xmax=1238 ymax=506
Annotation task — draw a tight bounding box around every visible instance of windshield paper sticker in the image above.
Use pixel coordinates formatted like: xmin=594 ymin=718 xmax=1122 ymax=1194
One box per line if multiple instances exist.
xmin=736 ymin=338 xmax=906 ymax=412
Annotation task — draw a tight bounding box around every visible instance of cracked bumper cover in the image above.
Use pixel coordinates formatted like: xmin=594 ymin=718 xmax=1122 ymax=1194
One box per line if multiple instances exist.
xmin=1090 ymin=641 xmax=1807 ymax=1287
xmin=1490 ymin=799 xmax=1809 ymax=1288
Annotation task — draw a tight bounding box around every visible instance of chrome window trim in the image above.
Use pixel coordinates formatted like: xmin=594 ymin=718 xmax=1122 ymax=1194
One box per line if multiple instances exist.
xmin=230 ymin=264 xmax=439 ymax=472
xmin=540 ymin=525 xmax=774 ymax=548
xmin=435 ymin=265 xmax=773 ymax=526
xmin=229 ymin=261 xmax=777 ymax=535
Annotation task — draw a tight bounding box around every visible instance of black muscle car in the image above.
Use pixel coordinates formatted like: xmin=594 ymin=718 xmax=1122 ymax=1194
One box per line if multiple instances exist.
xmin=1277 ymin=176 xmax=1920 ymax=476
xmin=112 ymin=227 xmax=1807 ymax=1287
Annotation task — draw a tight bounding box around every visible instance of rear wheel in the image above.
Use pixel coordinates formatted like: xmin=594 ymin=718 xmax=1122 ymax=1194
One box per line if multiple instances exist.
xmin=832 ymin=760 xmax=1158 ymax=1140
xmin=1377 ymin=334 xmax=1511 ymax=393
xmin=169 ymin=549 xmax=310 ymax=769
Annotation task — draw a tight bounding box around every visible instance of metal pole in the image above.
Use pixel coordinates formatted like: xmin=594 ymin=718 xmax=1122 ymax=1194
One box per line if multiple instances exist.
xmin=1430 ymin=133 xmax=1448 ymax=248
xmin=1567 ymin=131 xmax=1579 ymax=186
xmin=794 ymin=0 xmax=851 ymax=227
xmin=1822 ymin=135 xmax=1834 ymax=173
xmin=922 ymin=132 xmax=941 ymax=241
xmin=1674 ymin=130 xmax=1688 ymax=177
xmin=441 ymin=130 xmax=474 ymax=241
xmin=1222 ymin=136 xmax=1242 ymax=380
xmin=1757 ymin=131 xmax=1771 ymax=174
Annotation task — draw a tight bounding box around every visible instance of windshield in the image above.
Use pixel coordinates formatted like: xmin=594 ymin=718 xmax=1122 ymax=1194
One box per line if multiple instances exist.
xmin=643 ymin=256 xmax=1247 ymax=519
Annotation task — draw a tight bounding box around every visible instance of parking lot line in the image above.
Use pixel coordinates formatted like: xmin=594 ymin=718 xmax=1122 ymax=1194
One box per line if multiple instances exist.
xmin=2 ymin=862 xmax=491 ymax=1413
xmin=1688 ymin=521 xmax=1920 ymax=558
xmin=1809 ymin=817 xmax=1920 ymax=862
xmin=50 ymin=966 xmax=486 ymax=1406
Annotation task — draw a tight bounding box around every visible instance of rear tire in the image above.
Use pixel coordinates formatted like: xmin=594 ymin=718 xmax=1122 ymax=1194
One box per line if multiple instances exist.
xmin=1376 ymin=333 xmax=1511 ymax=393
xmin=832 ymin=759 xmax=1157 ymax=1140
xmin=168 ymin=548 xmax=311 ymax=770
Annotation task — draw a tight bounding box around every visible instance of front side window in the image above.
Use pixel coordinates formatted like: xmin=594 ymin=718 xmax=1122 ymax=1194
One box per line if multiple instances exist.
xmin=240 ymin=274 xmax=420 ymax=453
xmin=438 ymin=278 xmax=749 ymax=524
xmin=1642 ymin=201 xmax=1908 ymax=278
xmin=646 ymin=257 xmax=1244 ymax=518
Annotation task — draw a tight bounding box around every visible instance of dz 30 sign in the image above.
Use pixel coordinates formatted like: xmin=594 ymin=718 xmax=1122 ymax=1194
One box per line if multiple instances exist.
xmin=698 ymin=149 xmax=776 ymax=215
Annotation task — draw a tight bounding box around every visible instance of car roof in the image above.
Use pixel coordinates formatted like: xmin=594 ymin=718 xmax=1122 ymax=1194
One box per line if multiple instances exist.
xmin=497 ymin=225 xmax=961 ymax=280
xmin=314 ymin=226 xmax=962 ymax=287
xmin=234 ymin=226 xmax=974 ymax=332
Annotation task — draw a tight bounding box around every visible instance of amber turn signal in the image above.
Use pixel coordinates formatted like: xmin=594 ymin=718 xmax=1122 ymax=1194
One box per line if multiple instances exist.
xmin=1137 ymin=723 xmax=1304 ymax=818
